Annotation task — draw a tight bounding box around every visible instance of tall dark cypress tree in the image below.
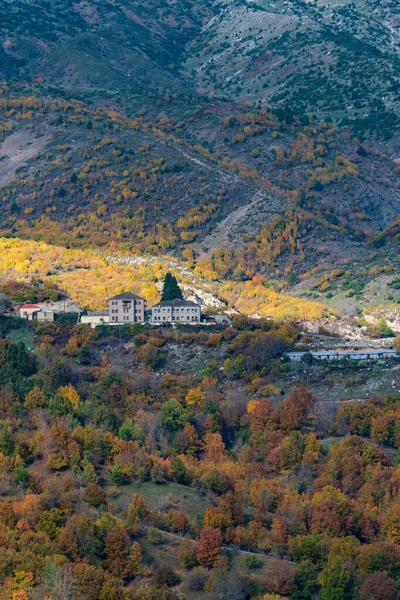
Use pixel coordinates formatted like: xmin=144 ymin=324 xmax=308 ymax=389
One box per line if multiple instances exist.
xmin=161 ymin=273 xmax=183 ymax=301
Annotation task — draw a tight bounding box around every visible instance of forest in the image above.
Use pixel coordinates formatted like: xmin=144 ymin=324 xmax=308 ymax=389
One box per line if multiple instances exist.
xmin=0 ymin=304 xmax=399 ymax=600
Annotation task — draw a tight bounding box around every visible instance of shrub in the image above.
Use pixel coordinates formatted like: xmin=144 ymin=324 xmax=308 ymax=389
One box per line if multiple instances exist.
xmin=244 ymin=554 xmax=263 ymax=569
xmin=147 ymin=527 xmax=163 ymax=545
xmin=187 ymin=568 xmax=209 ymax=591
xmin=152 ymin=564 xmax=179 ymax=587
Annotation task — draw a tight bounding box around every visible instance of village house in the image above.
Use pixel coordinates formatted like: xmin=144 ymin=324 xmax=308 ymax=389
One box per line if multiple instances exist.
xmin=150 ymin=299 xmax=201 ymax=324
xmin=108 ymin=292 xmax=146 ymax=324
xmin=20 ymin=304 xmax=55 ymax=322
xmin=202 ymin=313 xmax=232 ymax=325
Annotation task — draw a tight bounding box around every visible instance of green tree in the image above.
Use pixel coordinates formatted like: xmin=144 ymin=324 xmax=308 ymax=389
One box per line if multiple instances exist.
xmin=118 ymin=418 xmax=136 ymax=441
xmin=293 ymin=561 xmax=320 ymax=599
xmin=161 ymin=273 xmax=183 ymax=301
xmin=320 ymin=558 xmax=352 ymax=600
xmin=49 ymin=393 xmax=73 ymax=417
xmin=160 ymin=399 xmax=186 ymax=434
xmin=0 ymin=422 xmax=14 ymax=455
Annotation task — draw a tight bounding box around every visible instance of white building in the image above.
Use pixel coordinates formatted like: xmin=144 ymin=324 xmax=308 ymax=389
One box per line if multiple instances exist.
xmin=286 ymin=349 xmax=399 ymax=361
xmin=80 ymin=312 xmax=110 ymax=329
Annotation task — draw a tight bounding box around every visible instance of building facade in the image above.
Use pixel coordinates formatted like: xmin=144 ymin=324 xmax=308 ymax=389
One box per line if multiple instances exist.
xmin=81 ymin=312 xmax=110 ymax=328
xmin=286 ymin=349 xmax=399 ymax=361
xmin=108 ymin=292 xmax=146 ymax=324
xmin=150 ymin=299 xmax=201 ymax=323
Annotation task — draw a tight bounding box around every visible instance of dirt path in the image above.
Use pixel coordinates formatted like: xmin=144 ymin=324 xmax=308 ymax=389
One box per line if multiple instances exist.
xmin=194 ymin=189 xmax=285 ymax=255
xmin=144 ymin=525 xmax=295 ymax=565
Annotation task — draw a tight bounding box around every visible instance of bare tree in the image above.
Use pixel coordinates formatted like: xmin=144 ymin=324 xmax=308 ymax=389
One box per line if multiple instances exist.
xmin=42 ymin=560 xmax=75 ymax=600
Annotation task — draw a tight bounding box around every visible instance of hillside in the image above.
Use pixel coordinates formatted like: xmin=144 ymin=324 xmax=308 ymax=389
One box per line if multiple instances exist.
xmin=0 ymin=0 xmax=213 ymax=93
xmin=2 ymin=0 xmax=400 ymax=145
xmin=0 ymin=237 xmax=330 ymax=320
xmin=187 ymin=0 xmax=400 ymax=145
xmin=0 ymin=84 xmax=399 ymax=281
xmin=0 ymin=295 xmax=399 ymax=600
xmin=0 ymin=0 xmax=399 ymax=310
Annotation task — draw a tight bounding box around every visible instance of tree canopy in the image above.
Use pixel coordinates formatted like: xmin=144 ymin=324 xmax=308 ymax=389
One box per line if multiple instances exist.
xmin=161 ymin=273 xmax=183 ymax=301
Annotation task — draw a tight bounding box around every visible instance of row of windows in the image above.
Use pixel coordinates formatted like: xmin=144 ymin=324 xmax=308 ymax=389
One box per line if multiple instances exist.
xmin=111 ymin=316 xmax=146 ymax=322
xmin=153 ymin=308 xmax=198 ymax=313
xmin=111 ymin=309 xmax=143 ymax=314
xmin=152 ymin=316 xmax=199 ymax=322
xmin=110 ymin=301 xmax=143 ymax=306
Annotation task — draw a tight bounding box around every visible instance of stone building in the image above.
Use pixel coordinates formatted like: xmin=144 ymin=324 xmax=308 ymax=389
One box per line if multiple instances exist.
xmin=108 ymin=292 xmax=146 ymax=324
xmin=150 ymin=299 xmax=201 ymax=323
xmin=20 ymin=304 xmax=54 ymax=322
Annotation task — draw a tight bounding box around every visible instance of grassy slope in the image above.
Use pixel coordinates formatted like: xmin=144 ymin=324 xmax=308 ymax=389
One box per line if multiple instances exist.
xmin=107 ymin=480 xmax=211 ymax=519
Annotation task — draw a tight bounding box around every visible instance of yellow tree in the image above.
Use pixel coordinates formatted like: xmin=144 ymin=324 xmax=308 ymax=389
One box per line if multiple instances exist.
xmin=185 ymin=387 xmax=206 ymax=408
xmin=57 ymin=385 xmax=80 ymax=408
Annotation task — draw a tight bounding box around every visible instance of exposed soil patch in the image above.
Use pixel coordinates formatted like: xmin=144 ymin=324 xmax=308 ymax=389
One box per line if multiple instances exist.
xmin=0 ymin=127 xmax=51 ymax=186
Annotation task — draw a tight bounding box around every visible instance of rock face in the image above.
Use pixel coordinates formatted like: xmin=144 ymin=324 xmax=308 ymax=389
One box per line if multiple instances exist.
xmin=183 ymin=285 xmax=226 ymax=309
xmin=301 ymin=319 xmax=396 ymax=345
xmin=0 ymin=128 xmax=52 ymax=187
xmin=364 ymin=308 xmax=400 ymax=334
xmin=38 ymin=300 xmax=81 ymax=314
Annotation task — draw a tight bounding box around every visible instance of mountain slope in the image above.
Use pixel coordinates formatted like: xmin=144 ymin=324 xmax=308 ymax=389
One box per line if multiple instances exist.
xmin=0 ymin=84 xmax=399 ymax=280
xmin=0 ymin=0 xmax=214 ymax=92
xmin=186 ymin=0 xmax=400 ymax=143
xmin=2 ymin=0 xmax=400 ymax=143
xmin=0 ymin=0 xmax=399 ymax=287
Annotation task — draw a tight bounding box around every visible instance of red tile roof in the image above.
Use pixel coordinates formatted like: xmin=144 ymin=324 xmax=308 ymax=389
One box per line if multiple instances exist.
xmin=21 ymin=304 xmax=39 ymax=309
